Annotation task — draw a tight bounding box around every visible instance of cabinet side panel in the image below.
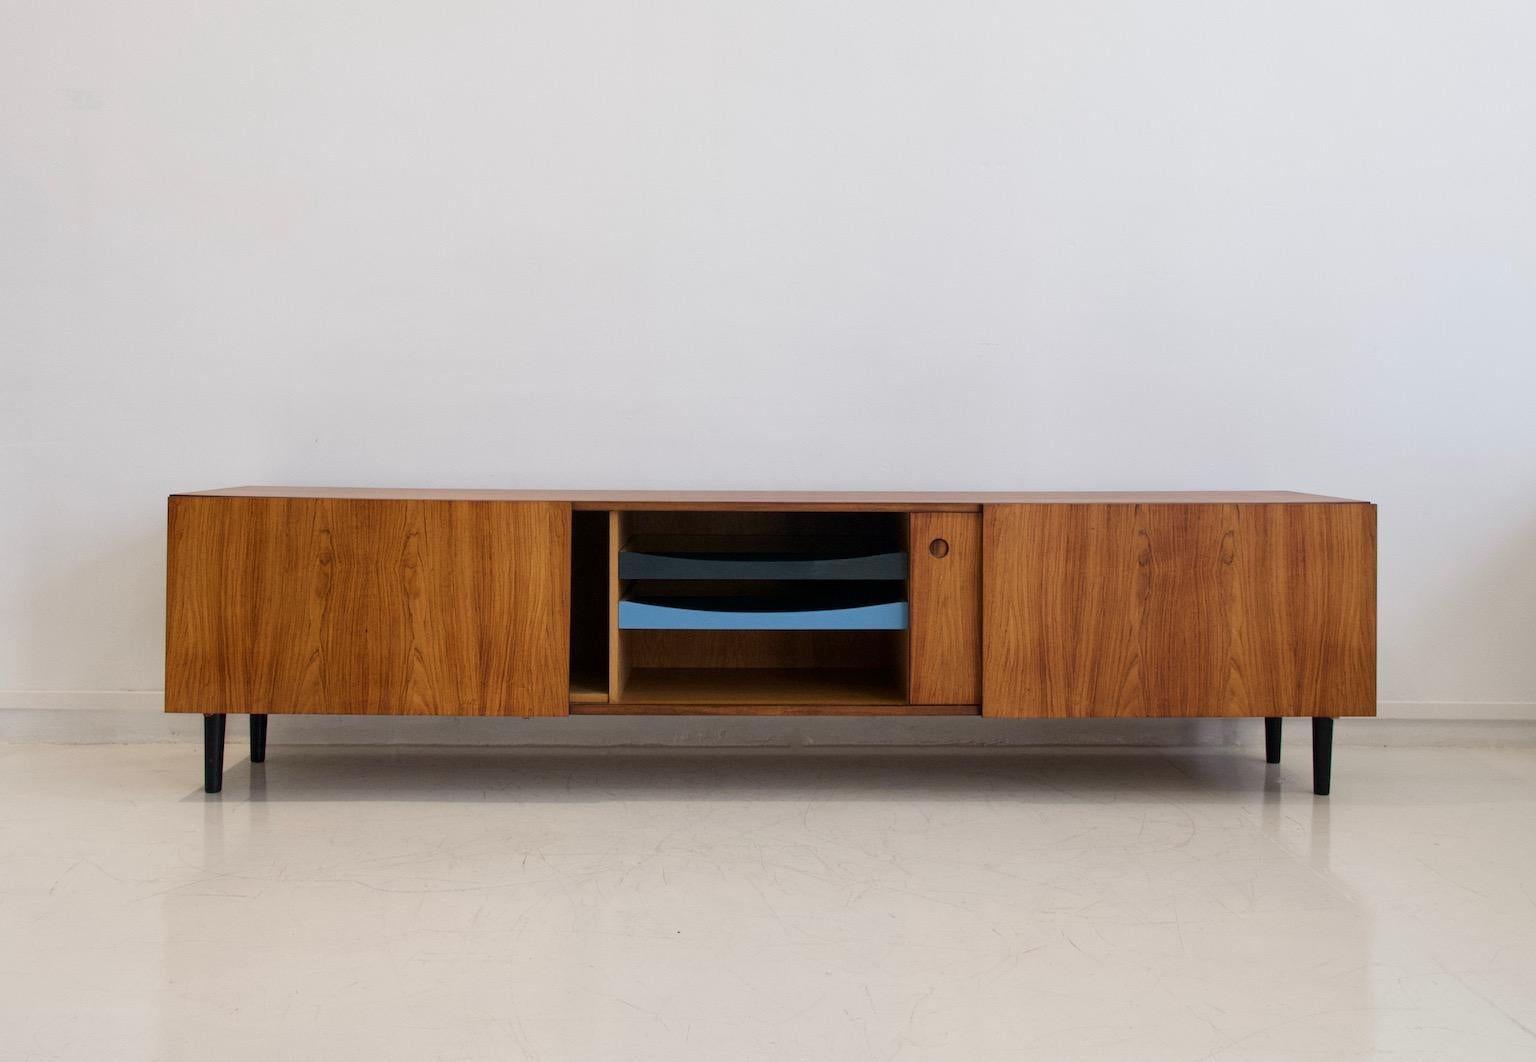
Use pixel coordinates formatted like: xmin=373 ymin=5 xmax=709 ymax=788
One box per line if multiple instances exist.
xmin=982 ymin=503 xmax=1375 ymax=718
xmin=165 ymin=497 xmax=570 ymax=716
xmin=908 ymin=512 xmax=981 ymax=705
xmin=1251 ymin=502 xmax=1375 ymax=716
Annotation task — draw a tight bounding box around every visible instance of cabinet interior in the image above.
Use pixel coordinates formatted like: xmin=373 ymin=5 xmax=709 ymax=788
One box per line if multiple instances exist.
xmin=568 ymin=510 xmax=610 ymax=703
xmin=568 ymin=510 xmax=912 ymax=708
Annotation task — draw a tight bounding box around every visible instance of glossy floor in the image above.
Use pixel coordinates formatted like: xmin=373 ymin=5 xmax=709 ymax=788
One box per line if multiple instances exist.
xmin=3 ymin=742 xmax=1535 ymax=1061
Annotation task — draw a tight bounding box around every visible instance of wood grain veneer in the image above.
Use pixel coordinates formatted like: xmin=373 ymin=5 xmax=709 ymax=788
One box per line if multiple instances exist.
xmin=574 ymin=701 xmax=979 ymax=717
xmin=166 ymin=497 xmax=570 ymax=716
xmin=612 ymin=667 xmax=906 ymax=706
xmin=178 ymin=487 xmax=1365 ymax=509
xmin=624 ymin=629 xmax=899 ymax=669
xmin=982 ymin=503 xmax=1376 ymax=718
xmin=908 ymin=512 xmax=981 ymax=705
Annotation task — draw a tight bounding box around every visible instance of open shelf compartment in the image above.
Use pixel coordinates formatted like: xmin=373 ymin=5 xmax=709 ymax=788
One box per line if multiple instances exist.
xmin=568 ymin=510 xmax=611 ymax=703
xmin=617 ymin=666 xmax=905 ymax=706
xmin=616 ymin=629 xmax=909 ymax=706
xmin=599 ymin=510 xmax=913 ymax=708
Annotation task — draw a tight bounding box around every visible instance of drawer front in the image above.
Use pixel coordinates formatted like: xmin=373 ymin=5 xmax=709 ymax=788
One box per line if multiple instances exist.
xmin=982 ymin=503 xmax=1376 ymax=718
xmin=908 ymin=512 xmax=982 ymax=705
xmin=166 ymin=497 xmax=570 ymax=716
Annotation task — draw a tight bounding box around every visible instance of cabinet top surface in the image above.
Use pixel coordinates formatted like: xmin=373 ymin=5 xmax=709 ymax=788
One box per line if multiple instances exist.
xmin=172 ymin=487 xmax=1370 ymax=508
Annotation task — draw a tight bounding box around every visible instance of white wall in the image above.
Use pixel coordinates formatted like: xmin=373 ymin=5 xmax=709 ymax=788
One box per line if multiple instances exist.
xmin=4 ymin=1 xmax=1535 ymax=722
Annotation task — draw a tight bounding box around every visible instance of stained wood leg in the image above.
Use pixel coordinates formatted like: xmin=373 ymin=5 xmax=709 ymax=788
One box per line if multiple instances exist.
xmin=1312 ymin=717 xmax=1334 ymax=796
xmin=250 ymin=714 xmax=267 ymax=763
xmin=203 ymin=714 xmax=226 ymax=794
xmin=1264 ymin=717 xmax=1282 ymax=764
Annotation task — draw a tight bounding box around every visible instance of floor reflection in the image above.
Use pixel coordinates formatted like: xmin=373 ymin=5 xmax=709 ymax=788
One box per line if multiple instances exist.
xmin=6 ymin=744 xmax=1533 ymax=1060
xmin=184 ymin=745 xmax=1312 ymax=805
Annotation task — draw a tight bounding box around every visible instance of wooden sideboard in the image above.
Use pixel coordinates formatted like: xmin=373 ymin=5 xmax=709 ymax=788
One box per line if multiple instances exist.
xmin=166 ymin=489 xmax=1376 ymax=794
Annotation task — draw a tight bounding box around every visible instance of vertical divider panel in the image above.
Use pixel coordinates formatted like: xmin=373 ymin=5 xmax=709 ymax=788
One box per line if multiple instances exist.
xmin=608 ymin=511 xmax=629 ymax=702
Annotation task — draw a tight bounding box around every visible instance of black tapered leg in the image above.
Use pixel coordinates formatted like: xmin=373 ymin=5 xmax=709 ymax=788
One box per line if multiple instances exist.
xmin=1312 ymin=717 xmax=1334 ymax=796
xmin=250 ymin=714 xmax=267 ymax=764
xmin=1264 ymin=717 xmax=1282 ymax=764
xmin=203 ymin=713 xmax=226 ymax=794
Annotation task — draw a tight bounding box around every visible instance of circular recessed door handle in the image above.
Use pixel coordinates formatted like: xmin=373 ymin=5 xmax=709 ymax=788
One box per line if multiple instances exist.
xmin=928 ymin=538 xmax=950 ymax=559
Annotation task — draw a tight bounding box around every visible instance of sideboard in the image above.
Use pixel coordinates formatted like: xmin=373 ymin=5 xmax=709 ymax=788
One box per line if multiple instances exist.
xmin=165 ymin=489 xmax=1376 ymax=794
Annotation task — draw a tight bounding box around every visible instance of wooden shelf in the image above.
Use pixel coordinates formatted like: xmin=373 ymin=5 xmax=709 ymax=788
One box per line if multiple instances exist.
xmin=576 ymin=700 xmax=978 ymax=716
xmin=615 ymin=667 xmax=905 ymax=706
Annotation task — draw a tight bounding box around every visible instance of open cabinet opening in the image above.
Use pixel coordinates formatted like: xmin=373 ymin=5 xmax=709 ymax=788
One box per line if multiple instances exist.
xmin=568 ymin=510 xmax=610 ymax=703
xmin=598 ymin=510 xmax=912 ymax=709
